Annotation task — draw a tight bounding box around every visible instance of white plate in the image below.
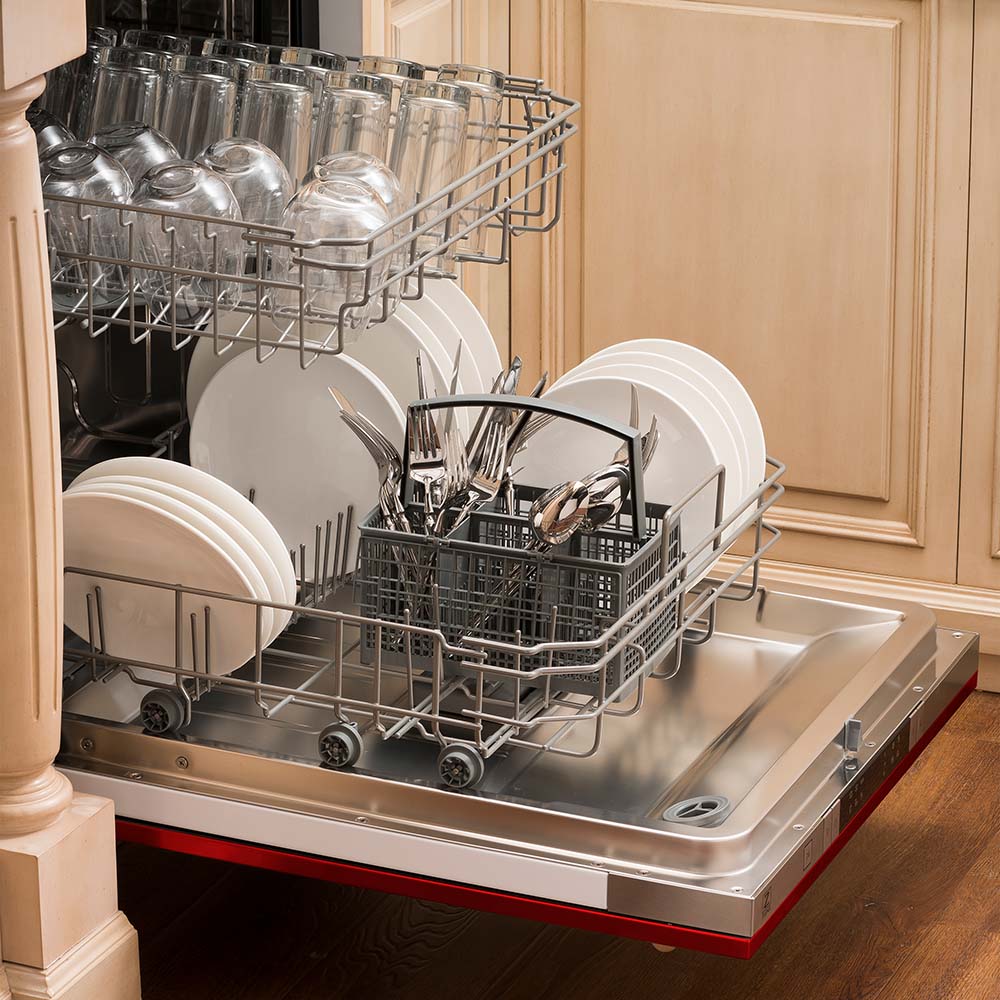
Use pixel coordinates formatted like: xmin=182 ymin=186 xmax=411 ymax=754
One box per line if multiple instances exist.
xmin=189 ymin=349 xmax=406 ymax=573
xmin=69 ymin=456 xmax=297 ymax=607
xmin=588 ymin=339 xmax=766 ymax=491
xmin=424 ymin=279 xmax=503 ymax=389
xmin=556 ymin=352 xmax=750 ymax=504
xmin=519 ymin=374 xmax=726 ymax=573
xmin=74 ymin=474 xmax=292 ymax=644
xmin=405 ymin=291 xmax=486 ymax=393
xmin=64 ymin=489 xmax=259 ymax=675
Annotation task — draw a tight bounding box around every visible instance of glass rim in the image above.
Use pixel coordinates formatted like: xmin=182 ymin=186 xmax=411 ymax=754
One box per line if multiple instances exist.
xmin=437 ymin=63 xmax=505 ymax=92
xmin=96 ymin=46 xmax=171 ymax=71
xmin=399 ymin=78 xmax=471 ymax=108
xmin=280 ymin=47 xmax=348 ymax=71
xmin=322 ymin=70 xmax=392 ymax=98
xmin=357 ymin=54 xmax=425 ymax=80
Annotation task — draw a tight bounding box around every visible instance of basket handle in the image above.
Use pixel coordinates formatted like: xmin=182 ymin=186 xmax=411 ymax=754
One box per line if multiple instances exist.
xmin=403 ymin=392 xmax=646 ymax=541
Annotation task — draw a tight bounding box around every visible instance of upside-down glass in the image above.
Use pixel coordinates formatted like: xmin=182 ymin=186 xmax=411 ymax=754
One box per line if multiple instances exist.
xmin=274 ymin=176 xmax=392 ymax=344
xmin=159 ymin=54 xmax=238 ymax=157
xmin=436 ymin=64 xmax=504 ymax=258
xmin=236 ymin=64 xmax=313 ymax=182
xmin=197 ymin=136 xmax=293 ymax=227
xmin=27 ymin=106 xmax=75 ymax=155
xmin=89 ymin=121 xmax=180 ymax=185
xmin=132 ymin=160 xmax=244 ymax=327
xmin=41 ymin=26 xmax=117 ymax=136
xmin=279 ymin=47 xmax=347 ymax=130
xmin=389 ymin=80 xmax=469 ymax=266
xmin=121 ymin=29 xmax=191 ymax=55
xmin=356 ymin=54 xmax=424 ymax=149
xmin=40 ymin=142 xmax=133 ymax=311
xmin=89 ymin=47 xmax=170 ymax=133
xmin=311 ymin=71 xmax=392 ymax=164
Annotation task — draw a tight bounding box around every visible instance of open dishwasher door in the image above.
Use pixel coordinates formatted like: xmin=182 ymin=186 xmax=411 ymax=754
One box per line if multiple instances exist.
xmin=57 ymin=582 xmax=978 ymax=959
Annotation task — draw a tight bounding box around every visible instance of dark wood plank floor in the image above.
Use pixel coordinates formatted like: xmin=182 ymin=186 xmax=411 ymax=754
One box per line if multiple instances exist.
xmin=117 ymin=691 xmax=1000 ymax=1000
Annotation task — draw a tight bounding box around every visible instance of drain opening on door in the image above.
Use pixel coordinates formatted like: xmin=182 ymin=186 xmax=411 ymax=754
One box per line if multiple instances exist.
xmin=663 ymin=795 xmax=732 ymax=826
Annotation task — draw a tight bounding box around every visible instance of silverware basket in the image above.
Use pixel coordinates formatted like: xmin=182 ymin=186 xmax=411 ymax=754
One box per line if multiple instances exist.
xmin=355 ymin=487 xmax=682 ymax=695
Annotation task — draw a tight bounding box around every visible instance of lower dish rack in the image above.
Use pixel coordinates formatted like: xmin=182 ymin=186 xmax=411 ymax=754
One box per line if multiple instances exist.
xmin=63 ymin=455 xmax=784 ymax=789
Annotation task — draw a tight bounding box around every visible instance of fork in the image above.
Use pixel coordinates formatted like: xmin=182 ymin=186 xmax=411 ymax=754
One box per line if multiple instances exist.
xmin=436 ymin=415 xmax=507 ymax=535
xmin=408 ymin=353 xmax=449 ymax=531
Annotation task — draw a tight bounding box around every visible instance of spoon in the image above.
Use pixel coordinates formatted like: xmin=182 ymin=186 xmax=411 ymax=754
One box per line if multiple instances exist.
xmin=530 ymin=479 xmax=592 ymax=547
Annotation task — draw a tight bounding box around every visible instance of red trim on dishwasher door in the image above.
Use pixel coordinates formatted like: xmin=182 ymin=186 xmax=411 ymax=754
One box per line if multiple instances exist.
xmin=115 ymin=668 xmax=977 ymax=960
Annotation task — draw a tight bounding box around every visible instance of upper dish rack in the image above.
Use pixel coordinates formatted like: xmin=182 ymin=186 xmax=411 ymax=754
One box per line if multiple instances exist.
xmin=45 ymin=72 xmax=578 ymax=363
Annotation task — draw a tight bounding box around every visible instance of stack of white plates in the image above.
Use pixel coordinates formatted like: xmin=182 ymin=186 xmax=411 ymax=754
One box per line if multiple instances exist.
xmin=64 ymin=456 xmax=296 ymax=679
xmin=519 ymin=339 xmax=766 ymax=576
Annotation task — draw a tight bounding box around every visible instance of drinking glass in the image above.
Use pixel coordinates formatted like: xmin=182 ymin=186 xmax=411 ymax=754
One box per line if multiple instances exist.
xmin=121 ymin=29 xmax=191 ymax=55
xmin=203 ymin=38 xmax=268 ymax=62
xmin=89 ymin=47 xmax=170 ymax=133
xmin=356 ymin=54 xmax=424 ymax=149
xmin=197 ymin=136 xmax=292 ymax=227
xmin=311 ymin=71 xmax=391 ymax=164
xmin=236 ymin=65 xmax=313 ymax=182
xmin=40 ymin=142 xmax=132 ymax=311
xmin=42 ymin=26 xmax=117 ymax=136
xmin=159 ymin=54 xmax=237 ymax=157
xmin=389 ymin=80 xmax=469 ymax=263
xmin=436 ymin=64 xmax=504 ymax=257
xmin=131 ymin=160 xmax=243 ymax=327
xmin=89 ymin=121 xmax=179 ymax=185
xmin=279 ymin=48 xmax=347 ymax=130
xmin=27 ymin=106 xmax=75 ymax=155
xmin=274 ymin=176 xmax=391 ymax=344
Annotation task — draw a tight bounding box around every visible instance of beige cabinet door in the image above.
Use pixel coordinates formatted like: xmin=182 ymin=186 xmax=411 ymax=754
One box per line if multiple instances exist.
xmin=363 ymin=0 xmax=510 ymax=363
xmin=512 ymin=0 xmax=972 ymax=582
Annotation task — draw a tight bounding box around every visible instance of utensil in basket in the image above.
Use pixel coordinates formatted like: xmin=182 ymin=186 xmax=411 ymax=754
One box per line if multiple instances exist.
xmin=408 ymin=352 xmax=449 ymax=530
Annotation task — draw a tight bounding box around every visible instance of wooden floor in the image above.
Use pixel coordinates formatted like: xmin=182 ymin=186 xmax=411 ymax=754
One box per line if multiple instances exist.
xmin=117 ymin=691 xmax=1000 ymax=1000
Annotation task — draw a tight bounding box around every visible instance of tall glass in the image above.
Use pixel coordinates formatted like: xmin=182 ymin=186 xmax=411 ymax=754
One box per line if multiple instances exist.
xmin=27 ymin=106 xmax=75 ymax=156
xmin=89 ymin=47 xmax=170 ymax=133
xmin=279 ymin=47 xmax=347 ymax=130
xmin=436 ymin=64 xmax=504 ymax=257
xmin=132 ymin=160 xmax=244 ymax=327
xmin=389 ymin=80 xmax=469 ymax=265
xmin=41 ymin=26 xmax=117 ymax=136
xmin=310 ymin=71 xmax=391 ymax=164
xmin=40 ymin=142 xmax=133 ymax=311
xmin=236 ymin=65 xmax=313 ymax=182
xmin=89 ymin=121 xmax=179 ymax=185
xmin=121 ymin=29 xmax=191 ymax=55
xmin=356 ymin=54 xmax=424 ymax=149
xmin=159 ymin=54 xmax=237 ymax=157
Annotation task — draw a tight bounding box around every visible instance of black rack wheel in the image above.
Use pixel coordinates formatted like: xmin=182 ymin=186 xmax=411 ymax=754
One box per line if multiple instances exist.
xmin=318 ymin=721 xmax=363 ymax=769
xmin=437 ymin=745 xmax=485 ymax=789
xmin=139 ymin=688 xmax=186 ymax=735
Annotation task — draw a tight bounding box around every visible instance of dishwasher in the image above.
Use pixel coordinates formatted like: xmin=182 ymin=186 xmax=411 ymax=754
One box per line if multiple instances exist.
xmin=44 ymin=2 xmax=978 ymax=963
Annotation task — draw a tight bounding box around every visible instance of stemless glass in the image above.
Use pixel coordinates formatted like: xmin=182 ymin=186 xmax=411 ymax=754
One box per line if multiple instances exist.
xmin=389 ymin=80 xmax=469 ymax=263
xmin=132 ymin=160 xmax=243 ymax=327
xmin=89 ymin=121 xmax=179 ymax=185
xmin=356 ymin=54 xmax=424 ymax=148
xmin=27 ymin=106 xmax=75 ymax=155
xmin=42 ymin=26 xmax=117 ymax=136
xmin=40 ymin=142 xmax=132 ymax=311
xmin=436 ymin=64 xmax=504 ymax=257
xmin=159 ymin=54 xmax=237 ymax=157
xmin=274 ymin=176 xmax=391 ymax=344
xmin=311 ymin=71 xmax=391 ymax=164
xmin=89 ymin=47 xmax=170 ymax=133
xmin=236 ymin=65 xmax=313 ymax=182
xmin=197 ymin=136 xmax=292 ymax=227
xmin=121 ymin=29 xmax=191 ymax=55
xmin=279 ymin=47 xmax=347 ymax=129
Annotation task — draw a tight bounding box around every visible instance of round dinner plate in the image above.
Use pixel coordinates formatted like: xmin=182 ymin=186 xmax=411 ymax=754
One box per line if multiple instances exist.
xmin=70 ymin=456 xmax=297 ymax=607
xmin=404 ymin=290 xmax=486 ymax=394
xmin=74 ymin=473 xmax=292 ymax=644
xmin=64 ymin=488 xmax=259 ymax=675
xmin=189 ymin=349 xmax=406 ymax=574
xmin=555 ymin=352 xmax=750 ymax=505
xmin=424 ymin=279 xmax=503 ymax=390
xmin=519 ymin=374 xmax=726 ymax=570
xmin=589 ymin=339 xmax=766 ymax=492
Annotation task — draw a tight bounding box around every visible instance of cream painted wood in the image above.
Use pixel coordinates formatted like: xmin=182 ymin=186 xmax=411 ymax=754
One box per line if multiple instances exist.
xmin=511 ymin=0 xmax=972 ymax=583
xmin=364 ymin=0 xmax=511 ymax=362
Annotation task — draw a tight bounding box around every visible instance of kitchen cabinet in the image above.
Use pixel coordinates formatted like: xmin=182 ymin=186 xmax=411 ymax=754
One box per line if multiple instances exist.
xmin=509 ymin=0 xmax=1000 ymax=663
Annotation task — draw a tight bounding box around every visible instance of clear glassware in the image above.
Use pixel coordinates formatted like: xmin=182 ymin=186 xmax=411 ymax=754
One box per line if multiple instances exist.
xmin=389 ymin=79 xmax=469 ymax=264
xmin=197 ymin=136 xmax=292 ymax=227
xmin=311 ymin=71 xmax=391 ymax=164
xmin=279 ymin=48 xmax=347 ymax=131
xmin=41 ymin=26 xmax=117 ymax=136
xmin=40 ymin=142 xmax=132 ymax=312
xmin=356 ymin=54 xmax=425 ymax=149
xmin=131 ymin=160 xmax=244 ymax=327
xmin=88 ymin=121 xmax=179 ymax=185
xmin=274 ymin=176 xmax=392 ymax=344
xmin=89 ymin=47 xmax=170 ymax=133
xmin=236 ymin=64 xmax=313 ymax=182
xmin=307 ymin=151 xmax=405 ymax=315
xmin=159 ymin=54 xmax=237 ymax=158
xmin=121 ymin=29 xmax=191 ymax=55
xmin=436 ymin=64 xmax=504 ymax=257
xmin=203 ymin=38 xmax=268 ymax=62
xmin=27 ymin=106 xmax=75 ymax=155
